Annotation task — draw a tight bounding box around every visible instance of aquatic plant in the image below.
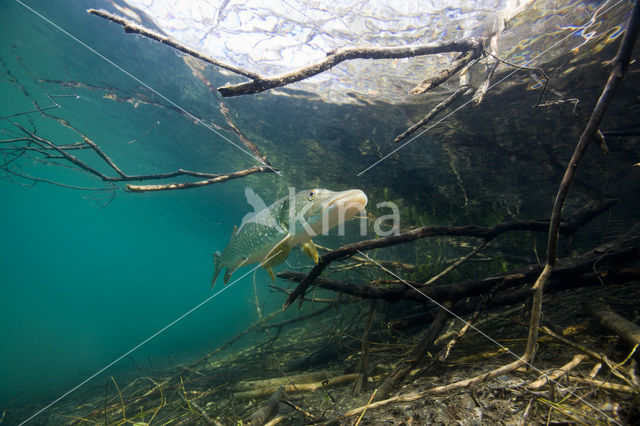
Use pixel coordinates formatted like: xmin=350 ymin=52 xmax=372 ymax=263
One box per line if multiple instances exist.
xmin=3 ymin=1 xmax=639 ymax=425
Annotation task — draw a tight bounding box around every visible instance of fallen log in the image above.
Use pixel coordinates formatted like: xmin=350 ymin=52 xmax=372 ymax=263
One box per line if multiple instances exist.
xmin=233 ymin=373 xmax=359 ymax=400
xmin=278 ymin=242 xmax=640 ymax=311
xmin=587 ymin=300 xmax=640 ymax=347
xmin=246 ymin=386 xmax=285 ymax=426
xmin=282 ymin=199 xmax=617 ymax=309
xmin=234 ymin=371 xmax=331 ymax=392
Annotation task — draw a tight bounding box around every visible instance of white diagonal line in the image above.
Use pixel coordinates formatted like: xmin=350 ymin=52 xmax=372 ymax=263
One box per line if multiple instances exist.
xmin=357 ymin=0 xmax=624 ymax=176
xmin=356 ymin=249 xmax=620 ymax=425
xmin=18 ymin=256 xmax=274 ymax=425
xmin=13 ymin=0 xmax=280 ymax=174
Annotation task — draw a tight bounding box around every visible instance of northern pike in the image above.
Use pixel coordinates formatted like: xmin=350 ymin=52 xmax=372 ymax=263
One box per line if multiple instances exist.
xmin=212 ymin=188 xmax=367 ymax=287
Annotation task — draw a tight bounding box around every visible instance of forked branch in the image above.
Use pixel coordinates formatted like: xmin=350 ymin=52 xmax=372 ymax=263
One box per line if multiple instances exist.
xmin=87 ymin=8 xmax=483 ymax=98
xmin=1 ymin=120 xmax=274 ymax=193
xmin=281 ymin=199 xmax=617 ymax=309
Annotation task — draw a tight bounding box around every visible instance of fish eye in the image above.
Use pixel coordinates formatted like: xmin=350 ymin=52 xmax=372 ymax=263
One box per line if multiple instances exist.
xmin=307 ymin=190 xmax=317 ymax=201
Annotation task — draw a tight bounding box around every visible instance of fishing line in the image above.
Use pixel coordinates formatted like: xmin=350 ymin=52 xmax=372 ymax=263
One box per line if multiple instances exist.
xmin=356 ymin=250 xmax=621 ymax=425
xmin=12 ymin=0 xmax=280 ymax=174
xmin=18 ymin=256 xmax=277 ymax=425
xmin=357 ymin=0 xmax=625 ymax=176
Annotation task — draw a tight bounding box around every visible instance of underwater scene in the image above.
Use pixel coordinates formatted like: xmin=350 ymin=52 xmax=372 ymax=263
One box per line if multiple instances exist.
xmin=1 ymin=0 xmax=639 ymax=424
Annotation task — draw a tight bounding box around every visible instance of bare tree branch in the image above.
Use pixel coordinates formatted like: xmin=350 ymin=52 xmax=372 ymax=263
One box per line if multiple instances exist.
xmin=219 ymin=102 xmax=271 ymax=166
xmin=86 ymin=8 xmax=484 ymax=98
xmin=125 ymin=166 xmax=273 ymax=192
xmin=394 ymin=85 xmax=471 ymax=143
xmin=281 ymin=199 xmax=617 ymax=310
xmin=277 ymin=242 xmax=640 ymax=306
xmin=410 ymin=49 xmax=481 ymax=94
xmin=87 ymin=9 xmax=260 ymax=80
xmin=525 ymin=0 xmax=640 ymax=359
xmin=219 ymin=40 xmax=483 ymax=97
xmin=1 ymin=55 xmax=276 ymax=196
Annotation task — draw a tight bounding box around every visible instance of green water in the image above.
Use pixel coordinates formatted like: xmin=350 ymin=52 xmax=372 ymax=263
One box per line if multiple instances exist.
xmin=0 ymin=0 xmax=289 ymax=408
xmin=2 ymin=0 xmax=639 ymax=422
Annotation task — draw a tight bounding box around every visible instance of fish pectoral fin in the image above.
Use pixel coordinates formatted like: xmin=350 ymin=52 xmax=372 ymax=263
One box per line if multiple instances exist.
xmin=223 ymin=268 xmax=232 ymax=285
xmin=261 ymin=234 xmax=292 ymax=270
xmin=301 ymin=240 xmax=319 ymax=264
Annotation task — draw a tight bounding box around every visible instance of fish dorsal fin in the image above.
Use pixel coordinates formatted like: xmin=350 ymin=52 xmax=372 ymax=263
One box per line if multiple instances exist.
xmin=301 ymin=240 xmax=319 ymax=264
xmin=261 ymin=234 xmax=292 ymax=270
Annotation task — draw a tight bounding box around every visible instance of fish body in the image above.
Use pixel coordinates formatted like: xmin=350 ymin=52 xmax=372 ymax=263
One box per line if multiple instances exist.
xmin=212 ymin=188 xmax=367 ymax=287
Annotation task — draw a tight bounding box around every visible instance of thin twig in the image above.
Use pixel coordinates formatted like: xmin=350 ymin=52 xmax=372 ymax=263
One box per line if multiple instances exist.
xmin=483 ymin=50 xmax=549 ymax=106
xmin=424 ymin=240 xmax=489 ymax=285
xmin=219 ymin=102 xmax=271 ymax=166
xmin=354 ymin=300 xmax=377 ymax=395
xmin=394 ymin=85 xmax=471 ymax=143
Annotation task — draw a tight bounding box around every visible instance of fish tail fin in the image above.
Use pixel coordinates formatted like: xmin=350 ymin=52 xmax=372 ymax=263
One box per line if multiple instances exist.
xmin=211 ymin=251 xmax=222 ymax=288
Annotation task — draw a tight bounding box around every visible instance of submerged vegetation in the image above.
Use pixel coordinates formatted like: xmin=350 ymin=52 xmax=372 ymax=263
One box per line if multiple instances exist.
xmin=2 ymin=0 xmax=640 ymax=424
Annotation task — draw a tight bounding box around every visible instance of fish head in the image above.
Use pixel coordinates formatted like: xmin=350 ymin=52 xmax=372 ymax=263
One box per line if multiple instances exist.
xmin=288 ymin=188 xmax=368 ymax=237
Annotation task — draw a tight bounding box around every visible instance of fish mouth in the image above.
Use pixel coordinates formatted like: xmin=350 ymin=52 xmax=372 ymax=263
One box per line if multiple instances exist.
xmin=323 ymin=189 xmax=368 ymax=215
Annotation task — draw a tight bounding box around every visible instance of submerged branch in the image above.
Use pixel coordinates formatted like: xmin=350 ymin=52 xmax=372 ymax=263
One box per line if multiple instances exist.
xmin=246 ymin=386 xmax=285 ymax=425
xmin=522 ymin=0 xmax=639 ymax=375
xmin=587 ymin=300 xmax=640 ymax=347
xmin=394 ymin=85 xmax=471 ymax=143
xmin=546 ymin=1 xmax=639 ymax=268
xmin=124 ymin=166 xmax=274 ymax=192
xmin=423 ymin=240 xmax=489 ymax=286
xmin=527 ymin=354 xmax=588 ymax=390
xmin=336 ymin=358 xmax=527 ymax=422
xmin=219 ymin=40 xmax=482 ymax=97
xmin=87 ymin=8 xmax=483 ymax=98
xmin=375 ymin=303 xmax=451 ymax=400
xmin=219 ymin=102 xmax=272 ymax=166
xmin=234 ymin=374 xmax=358 ymax=400
xmin=281 ymin=199 xmax=617 ymax=309
xmin=1 ymin=58 xmax=276 ymax=195
xmin=87 ymin=9 xmax=260 ymax=79
xmin=3 ymin=123 xmax=274 ymax=191
xmin=278 ymin=246 xmax=640 ymax=306
xmin=482 ymin=50 xmax=549 ymax=106
xmin=410 ymin=48 xmax=481 ymax=94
